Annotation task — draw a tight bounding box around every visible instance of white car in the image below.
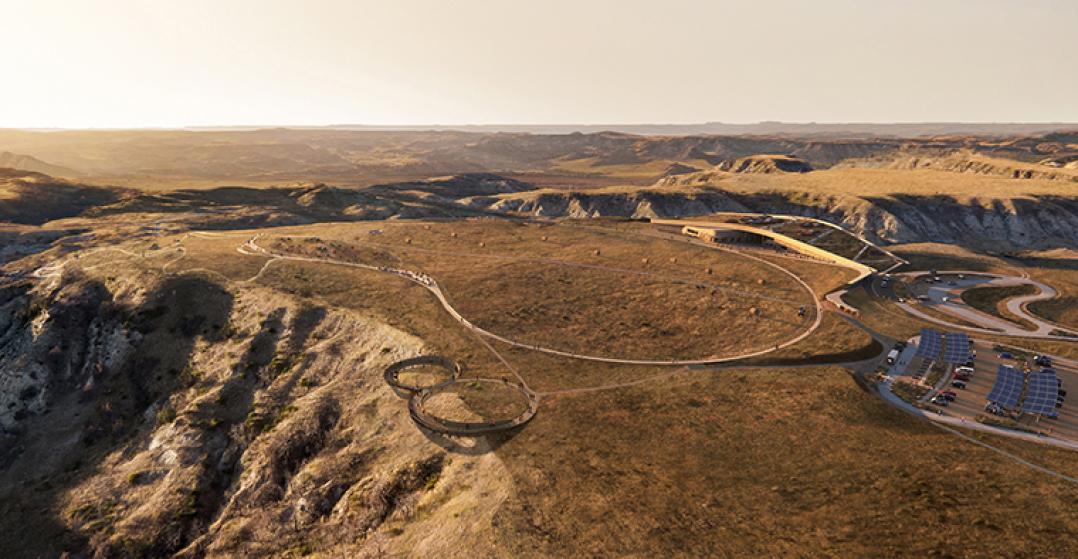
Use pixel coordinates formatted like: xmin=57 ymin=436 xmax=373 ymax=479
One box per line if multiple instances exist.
xmin=955 ymin=366 xmax=974 ymax=375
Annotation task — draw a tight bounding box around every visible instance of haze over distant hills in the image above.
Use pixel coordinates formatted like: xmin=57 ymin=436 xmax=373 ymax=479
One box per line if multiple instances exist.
xmin=191 ymin=122 xmax=1078 ymax=138
xmin=1 ymin=125 xmax=1077 ymax=189
xmin=17 ymin=122 xmax=1078 ymax=138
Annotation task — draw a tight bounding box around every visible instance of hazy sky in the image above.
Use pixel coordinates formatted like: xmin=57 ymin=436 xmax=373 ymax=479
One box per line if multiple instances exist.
xmin=3 ymin=0 xmax=1076 ymax=128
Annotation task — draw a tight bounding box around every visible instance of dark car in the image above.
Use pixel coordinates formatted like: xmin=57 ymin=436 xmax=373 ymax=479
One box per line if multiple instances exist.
xmin=999 ymin=352 xmax=1014 ymax=360
xmin=951 ymin=380 xmax=967 ymax=389
xmin=1059 ymin=389 xmax=1068 ymax=397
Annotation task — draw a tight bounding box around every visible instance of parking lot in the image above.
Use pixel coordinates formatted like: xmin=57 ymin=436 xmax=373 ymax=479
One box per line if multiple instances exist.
xmin=924 ymin=340 xmax=1078 ymax=441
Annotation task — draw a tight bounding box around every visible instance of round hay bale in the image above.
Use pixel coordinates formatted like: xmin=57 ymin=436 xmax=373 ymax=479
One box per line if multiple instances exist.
xmin=670 ymin=257 xmax=678 ymax=263
xmin=405 ymin=237 xmax=413 ymax=244
xmin=593 ymin=249 xmax=601 ymax=256
xmin=641 ymin=257 xmax=649 ymax=264
xmin=423 ymin=224 xmax=431 ymax=230
xmin=704 ymin=267 xmax=712 ymax=275
xmin=749 ymin=307 xmax=760 ymax=316
xmin=541 ymin=235 xmax=548 ymax=241
xmin=450 ymin=232 xmax=458 ymax=238
xmin=479 ymin=241 xmax=486 ymax=247
xmin=757 ymin=278 xmax=766 ymax=285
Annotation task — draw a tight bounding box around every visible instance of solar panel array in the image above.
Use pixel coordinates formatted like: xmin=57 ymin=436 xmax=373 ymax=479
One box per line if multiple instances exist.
xmin=916 ymin=328 xmax=943 ymax=359
xmin=942 ymin=332 xmax=971 ymax=363
xmin=987 ymin=365 xmax=1023 ymax=409
xmin=1023 ymin=369 xmax=1059 ymax=416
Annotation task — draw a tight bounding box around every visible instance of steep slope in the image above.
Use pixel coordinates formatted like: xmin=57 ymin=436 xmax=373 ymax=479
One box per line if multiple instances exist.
xmin=0 ymin=264 xmax=511 ymax=558
xmin=715 ymin=154 xmax=813 ymax=174
xmin=835 ymin=150 xmax=1078 ymax=182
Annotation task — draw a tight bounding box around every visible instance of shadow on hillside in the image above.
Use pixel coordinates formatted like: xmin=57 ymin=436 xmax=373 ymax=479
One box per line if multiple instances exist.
xmin=418 ymin=423 xmax=525 ymax=456
xmin=0 ymin=176 xmax=127 ymax=225
xmin=0 ymin=274 xmax=234 ymax=558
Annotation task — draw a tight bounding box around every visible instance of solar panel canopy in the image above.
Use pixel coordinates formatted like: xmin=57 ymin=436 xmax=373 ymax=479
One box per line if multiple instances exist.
xmin=1023 ymin=369 xmax=1059 ymax=416
xmin=987 ymin=365 xmax=1023 ymax=409
xmin=942 ymin=332 xmax=971 ymax=363
xmin=916 ymin=328 xmax=942 ymax=359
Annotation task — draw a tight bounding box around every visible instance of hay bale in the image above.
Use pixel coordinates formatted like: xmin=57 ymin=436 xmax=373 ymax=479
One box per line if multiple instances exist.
xmin=593 ymin=249 xmax=601 ymax=256
xmin=757 ymin=278 xmax=766 ymax=285
xmin=670 ymin=257 xmax=678 ymax=263
xmin=450 ymin=232 xmax=458 ymax=238
xmin=749 ymin=307 xmax=760 ymax=316
xmin=405 ymin=237 xmax=413 ymax=244
xmin=704 ymin=267 xmax=712 ymax=274
xmin=541 ymin=235 xmax=548 ymax=241
xmin=641 ymin=257 xmax=649 ymax=264
xmin=479 ymin=241 xmax=486 ymax=247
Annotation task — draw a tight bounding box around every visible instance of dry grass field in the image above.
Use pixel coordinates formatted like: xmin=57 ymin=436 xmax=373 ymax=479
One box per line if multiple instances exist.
xmin=257 ymin=220 xmax=815 ymax=361
xmin=488 ymin=366 xmax=1078 ymax=557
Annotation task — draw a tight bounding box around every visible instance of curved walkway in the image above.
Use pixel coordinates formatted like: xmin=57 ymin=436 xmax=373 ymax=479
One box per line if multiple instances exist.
xmin=241 ymin=235 xmax=823 ymax=367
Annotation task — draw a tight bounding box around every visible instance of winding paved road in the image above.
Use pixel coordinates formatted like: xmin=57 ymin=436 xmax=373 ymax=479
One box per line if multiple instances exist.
xmin=895 ymin=271 xmax=1078 ymax=340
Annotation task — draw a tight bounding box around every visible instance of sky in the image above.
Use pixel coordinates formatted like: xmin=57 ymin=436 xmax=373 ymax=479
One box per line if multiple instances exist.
xmin=2 ymin=0 xmax=1076 ymax=128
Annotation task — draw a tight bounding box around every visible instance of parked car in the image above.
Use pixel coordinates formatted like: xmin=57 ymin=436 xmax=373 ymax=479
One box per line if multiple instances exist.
xmin=931 ymin=396 xmax=950 ymax=406
xmin=940 ymin=391 xmax=957 ymax=400
xmin=999 ymin=352 xmax=1014 ymax=360
xmin=954 ymin=374 xmax=971 ymax=382
xmin=1059 ymin=389 xmax=1067 ymax=397
xmin=1034 ymin=355 xmax=1053 ymax=367
xmin=951 ymin=380 xmax=967 ymax=389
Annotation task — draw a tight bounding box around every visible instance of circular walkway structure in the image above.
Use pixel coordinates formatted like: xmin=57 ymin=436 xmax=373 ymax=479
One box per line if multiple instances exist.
xmin=408 ymin=378 xmax=539 ymax=436
xmin=384 ymin=355 xmax=461 ymax=393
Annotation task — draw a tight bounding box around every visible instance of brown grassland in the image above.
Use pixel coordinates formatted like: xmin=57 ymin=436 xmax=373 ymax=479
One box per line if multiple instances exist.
xmin=159 ymin=225 xmax=1078 ymax=557
xmin=488 ymin=366 xmax=1078 ymax=557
